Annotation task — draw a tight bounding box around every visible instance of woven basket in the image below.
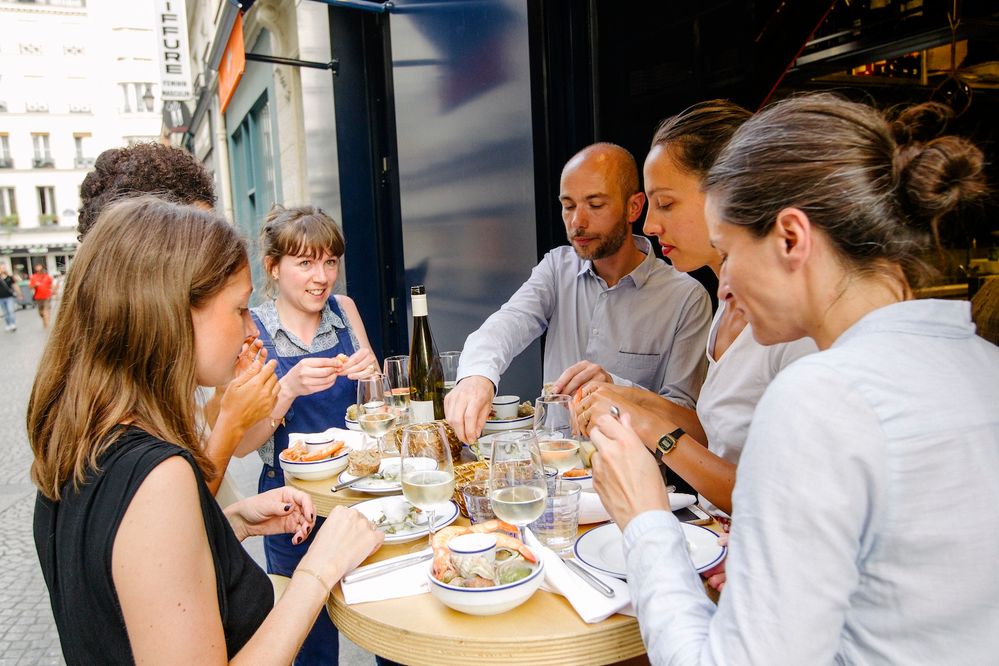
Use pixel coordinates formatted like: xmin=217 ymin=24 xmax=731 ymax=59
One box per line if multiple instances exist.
xmin=391 ymin=420 xmax=463 ymax=462
xmin=452 ymin=460 xmax=489 ymax=517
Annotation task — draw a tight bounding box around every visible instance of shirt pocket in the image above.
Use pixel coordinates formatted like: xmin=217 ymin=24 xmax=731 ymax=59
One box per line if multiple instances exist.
xmin=613 ymin=349 xmax=662 ymax=389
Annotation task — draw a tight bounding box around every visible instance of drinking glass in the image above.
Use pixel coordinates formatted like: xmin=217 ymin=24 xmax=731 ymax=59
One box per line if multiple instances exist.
xmin=356 ymin=374 xmax=396 ymax=455
xmin=440 ymin=351 xmax=461 ymax=395
xmin=383 ymin=355 xmax=411 ymax=426
xmin=400 ymin=423 xmax=456 ymax=546
xmin=533 ymin=394 xmax=580 ymax=494
xmin=488 ymin=431 xmax=547 ymax=541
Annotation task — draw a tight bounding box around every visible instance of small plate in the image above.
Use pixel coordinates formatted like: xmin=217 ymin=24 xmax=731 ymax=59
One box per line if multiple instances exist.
xmin=352 ymin=496 xmax=460 ymax=544
xmin=482 ymin=414 xmax=533 ymax=433
xmin=574 ymin=522 xmax=726 ymax=579
xmin=336 ymin=456 xmax=436 ymax=495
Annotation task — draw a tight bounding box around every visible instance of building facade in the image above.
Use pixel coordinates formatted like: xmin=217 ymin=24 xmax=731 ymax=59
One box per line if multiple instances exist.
xmin=0 ymin=0 xmax=162 ymax=278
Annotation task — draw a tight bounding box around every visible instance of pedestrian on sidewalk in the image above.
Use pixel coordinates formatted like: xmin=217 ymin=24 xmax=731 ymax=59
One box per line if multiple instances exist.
xmin=0 ymin=262 xmax=20 ymax=331
xmin=28 ymin=264 xmax=53 ymax=329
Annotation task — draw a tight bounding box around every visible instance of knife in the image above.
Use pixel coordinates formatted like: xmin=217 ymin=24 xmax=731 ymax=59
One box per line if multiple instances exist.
xmin=342 ymin=550 xmax=433 ymax=584
xmin=331 ymin=474 xmax=377 ymax=493
xmin=564 ymin=558 xmax=615 ymax=598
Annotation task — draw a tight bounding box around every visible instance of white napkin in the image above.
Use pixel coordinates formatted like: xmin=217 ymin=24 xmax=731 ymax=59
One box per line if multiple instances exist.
xmin=340 ymin=549 xmax=432 ymax=605
xmin=524 ymin=529 xmax=634 ymax=623
xmin=287 ymin=427 xmax=367 ymax=451
xmin=578 ymin=491 xmax=696 ymax=525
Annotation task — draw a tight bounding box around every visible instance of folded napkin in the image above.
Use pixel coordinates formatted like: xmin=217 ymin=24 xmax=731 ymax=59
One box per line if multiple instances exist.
xmin=341 ymin=548 xmax=432 ymax=605
xmin=524 ymin=529 xmax=634 ymax=623
xmin=578 ymin=491 xmax=697 ymax=525
xmin=287 ymin=427 xmax=367 ymax=451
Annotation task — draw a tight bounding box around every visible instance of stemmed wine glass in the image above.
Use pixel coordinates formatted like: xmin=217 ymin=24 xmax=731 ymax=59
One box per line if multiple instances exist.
xmin=440 ymin=351 xmax=461 ymax=396
xmin=488 ymin=431 xmax=547 ymax=542
xmin=400 ymin=423 xmax=455 ymax=546
xmin=533 ymin=394 xmax=580 ymax=494
xmin=383 ymin=355 xmax=411 ymax=426
xmin=356 ymin=374 xmax=396 ymax=455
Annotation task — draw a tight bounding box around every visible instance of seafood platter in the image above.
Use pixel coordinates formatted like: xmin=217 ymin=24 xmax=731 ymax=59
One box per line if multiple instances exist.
xmin=426 ymin=520 xmax=545 ymax=615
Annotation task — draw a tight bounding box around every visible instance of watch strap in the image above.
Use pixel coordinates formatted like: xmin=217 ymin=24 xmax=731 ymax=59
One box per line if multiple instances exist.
xmin=655 ymin=427 xmax=685 ymax=457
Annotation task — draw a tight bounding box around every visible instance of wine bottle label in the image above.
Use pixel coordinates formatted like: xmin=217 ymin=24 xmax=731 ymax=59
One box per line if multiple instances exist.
xmin=410 ymin=400 xmax=435 ymax=424
xmin=412 ymin=294 xmax=428 ymax=317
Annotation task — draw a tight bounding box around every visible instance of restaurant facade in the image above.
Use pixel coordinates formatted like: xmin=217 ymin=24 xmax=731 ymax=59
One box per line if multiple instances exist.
xmin=178 ymin=0 xmax=999 ymax=399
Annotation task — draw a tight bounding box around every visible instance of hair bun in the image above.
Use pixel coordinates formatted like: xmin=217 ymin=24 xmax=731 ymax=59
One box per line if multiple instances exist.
xmin=890 ymin=102 xmax=953 ymax=145
xmin=897 ymin=135 xmax=987 ymax=227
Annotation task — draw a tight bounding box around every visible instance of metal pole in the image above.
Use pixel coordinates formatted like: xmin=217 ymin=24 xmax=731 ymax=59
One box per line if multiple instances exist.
xmin=244 ymin=52 xmax=338 ymax=73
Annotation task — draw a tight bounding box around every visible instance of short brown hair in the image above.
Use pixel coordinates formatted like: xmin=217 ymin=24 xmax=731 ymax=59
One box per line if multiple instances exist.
xmin=77 ymin=143 xmax=216 ymax=241
xmin=704 ymin=93 xmax=987 ymax=288
xmin=29 ymin=196 xmax=247 ymax=500
xmin=258 ymin=205 xmax=346 ymax=297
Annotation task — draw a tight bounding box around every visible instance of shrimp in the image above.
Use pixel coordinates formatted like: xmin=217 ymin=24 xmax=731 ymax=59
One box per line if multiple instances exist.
xmin=431 ymin=520 xmax=537 ymax=583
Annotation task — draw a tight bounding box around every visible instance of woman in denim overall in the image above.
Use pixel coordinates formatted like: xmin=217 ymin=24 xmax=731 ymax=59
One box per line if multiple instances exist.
xmin=240 ymin=206 xmax=379 ymax=664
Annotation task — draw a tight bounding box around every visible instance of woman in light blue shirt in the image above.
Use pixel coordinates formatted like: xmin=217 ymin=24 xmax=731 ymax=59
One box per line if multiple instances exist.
xmin=590 ymin=95 xmax=999 ymax=664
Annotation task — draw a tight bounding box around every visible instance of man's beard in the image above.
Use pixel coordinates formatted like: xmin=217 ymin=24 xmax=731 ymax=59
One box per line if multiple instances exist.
xmin=568 ymin=221 xmax=630 ymax=261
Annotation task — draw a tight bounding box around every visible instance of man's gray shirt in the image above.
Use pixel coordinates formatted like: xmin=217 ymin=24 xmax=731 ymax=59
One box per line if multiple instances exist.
xmin=457 ymin=236 xmax=711 ymax=407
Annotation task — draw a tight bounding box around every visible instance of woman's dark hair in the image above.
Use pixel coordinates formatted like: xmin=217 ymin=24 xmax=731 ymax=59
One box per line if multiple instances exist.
xmin=78 ymin=143 xmax=217 ymax=241
xmin=651 ymin=100 xmax=753 ymax=178
xmin=704 ymin=93 xmax=988 ymax=287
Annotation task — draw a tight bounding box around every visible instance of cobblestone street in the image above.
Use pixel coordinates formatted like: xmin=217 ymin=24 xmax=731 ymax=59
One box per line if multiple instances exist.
xmin=0 ymin=305 xmax=62 ymax=666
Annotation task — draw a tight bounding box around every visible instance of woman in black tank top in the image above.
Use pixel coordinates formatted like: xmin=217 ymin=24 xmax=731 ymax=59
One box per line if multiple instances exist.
xmin=27 ymin=197 xmax=382 ymax=664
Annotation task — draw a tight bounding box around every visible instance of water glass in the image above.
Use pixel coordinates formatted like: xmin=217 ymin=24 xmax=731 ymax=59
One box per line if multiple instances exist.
xmin=534 ymin=394 xmax=580 ymax=493
xmin=529 ymin=480 xmax=582 ymax=557
xmin=459 ymin=480 xmax=495 ymax=524
xmin=440 ymin=350 xmax=461 ymax=395
xmin=383 ymin=355 xmax=411 ymax=425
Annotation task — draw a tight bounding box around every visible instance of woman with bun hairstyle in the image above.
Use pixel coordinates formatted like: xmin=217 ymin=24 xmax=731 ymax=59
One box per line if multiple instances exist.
xmin=590 ymin=94 xmax=999 ymax=664
xmin=233 ymin=205 xmax=378 ymax=664
xmin=30 ymin=196 xmax=382 ymax=664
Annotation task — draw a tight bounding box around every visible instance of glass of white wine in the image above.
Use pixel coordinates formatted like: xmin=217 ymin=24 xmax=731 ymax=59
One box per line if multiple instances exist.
xmin=356 ymin=374 xmax=397 ymax=455
xmin=440 ymin=350 xmax=461 ymax=395
xmin=488 ymin=431 xmax=547 ymax=542
xmin=383 ymin=355 xmax=411 ymax=426
xmin=533 ymin=394 xmax=580 ymax=494
xmin=400 ymin=423 xmax=455 ymax=546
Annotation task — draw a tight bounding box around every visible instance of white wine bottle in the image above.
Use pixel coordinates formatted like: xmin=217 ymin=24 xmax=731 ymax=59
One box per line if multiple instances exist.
xmin=408 ymin=285 xmax=445 ymax=423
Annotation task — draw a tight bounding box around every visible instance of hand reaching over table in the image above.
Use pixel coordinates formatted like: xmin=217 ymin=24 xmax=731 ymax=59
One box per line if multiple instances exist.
xmin=590 ymin=413 xmax=670 ymax=531
xmin=444 ymin=375 xmax=495 ymax=443
xmin=551 ymin=360 xmax=612 ymax=397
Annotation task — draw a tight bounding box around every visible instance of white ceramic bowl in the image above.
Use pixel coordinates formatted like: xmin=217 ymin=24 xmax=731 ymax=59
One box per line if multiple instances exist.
xmin=491 ymin=395 xmax=520 ymax=420
xmin=344 ymin=416 xmax=362 ymax=432
xmin=562 ymin=468 xmax=593 ymax=490
xmin=426 ymin=558 xmax=545 ymax=616
xmin=279 ymin=448 xmax=350 ymax=481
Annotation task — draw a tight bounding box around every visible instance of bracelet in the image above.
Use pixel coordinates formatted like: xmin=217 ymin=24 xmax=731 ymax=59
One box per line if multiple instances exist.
xmin=295 ymin=567 xmax=331 ymax=593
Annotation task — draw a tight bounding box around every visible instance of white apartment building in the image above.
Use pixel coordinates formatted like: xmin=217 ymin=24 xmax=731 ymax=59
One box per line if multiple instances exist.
xmin=0 ymin=0 xmax=162 ymax=279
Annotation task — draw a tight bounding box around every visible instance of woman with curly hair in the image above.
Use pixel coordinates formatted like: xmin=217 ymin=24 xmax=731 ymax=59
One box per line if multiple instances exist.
xmin=77 ymin=142 xmax=216 ymax=241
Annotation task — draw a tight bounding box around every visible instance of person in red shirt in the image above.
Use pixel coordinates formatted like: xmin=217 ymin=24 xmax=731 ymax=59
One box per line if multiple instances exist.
xmin=29 ymin=264 xmax=53 ymax=329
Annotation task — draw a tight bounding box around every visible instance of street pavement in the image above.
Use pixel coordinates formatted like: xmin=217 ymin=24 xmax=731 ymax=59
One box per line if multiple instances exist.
xmin=0 ymin=303 xmax=374 ymax=665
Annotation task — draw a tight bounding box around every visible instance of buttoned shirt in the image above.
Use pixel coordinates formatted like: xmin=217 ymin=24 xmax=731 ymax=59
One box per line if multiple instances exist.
xmin=457 ymin=236 xmax=711 ymax=406
xmin=250 ymin=297 xmax=359 ymax=465
xmin=622 ymin=299 xmax=999 ymax=665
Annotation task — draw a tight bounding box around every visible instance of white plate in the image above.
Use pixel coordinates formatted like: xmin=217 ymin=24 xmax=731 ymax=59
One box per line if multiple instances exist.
xmin=352 ymin=496 xmax=460 ymax=544
xmin=481 ymin=414 xmax=533 ymax=433
xmin=336 ymin=456 xmax=436 ymax=495
xmin=574 ymin=522 xmax=726 ymax=578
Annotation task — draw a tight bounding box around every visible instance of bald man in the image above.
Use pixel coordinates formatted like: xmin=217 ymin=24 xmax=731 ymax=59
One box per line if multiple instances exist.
xmin=446 ymin=143 xmax=711 ymax=443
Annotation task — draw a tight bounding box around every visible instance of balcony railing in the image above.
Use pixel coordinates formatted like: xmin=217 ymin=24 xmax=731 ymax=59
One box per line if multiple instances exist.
xmin=33 ymin=156 xmax=55 ymax=168
xmin=0 ymin=157 xmax=13 ymax=169
xmin=74 ymin=156 xmax=95 ymax=169
xmin=38 ymin=214 xmax=59 ymax=226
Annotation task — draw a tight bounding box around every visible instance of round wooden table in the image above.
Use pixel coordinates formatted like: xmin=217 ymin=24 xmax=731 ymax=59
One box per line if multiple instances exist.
xmin=284 ymin=474 xmax=367 ymax=516
xmin=325 ymin=520 xmax=647 ymax=666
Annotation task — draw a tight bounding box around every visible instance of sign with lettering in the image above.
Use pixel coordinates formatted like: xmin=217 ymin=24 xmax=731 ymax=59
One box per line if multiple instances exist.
xmin=155 ymin=0 xmax=194 ymax=101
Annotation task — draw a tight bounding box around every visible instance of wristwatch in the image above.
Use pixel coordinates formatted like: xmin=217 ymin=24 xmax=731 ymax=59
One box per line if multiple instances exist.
xmin=654 ymin=427 xmax=685 ymax=457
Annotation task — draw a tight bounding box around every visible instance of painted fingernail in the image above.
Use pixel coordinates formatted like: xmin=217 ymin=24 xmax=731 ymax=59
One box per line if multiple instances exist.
xmin=284 ymin=504 xmax=292 ymax=512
